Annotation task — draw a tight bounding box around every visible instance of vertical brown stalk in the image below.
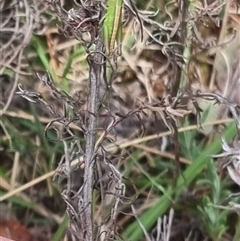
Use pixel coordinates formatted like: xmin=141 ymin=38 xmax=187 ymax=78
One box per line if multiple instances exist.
xmin=82 ymin=39 xmax=103 ymax=240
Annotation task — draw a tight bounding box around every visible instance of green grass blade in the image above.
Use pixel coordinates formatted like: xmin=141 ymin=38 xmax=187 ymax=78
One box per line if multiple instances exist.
xmin=31 ymin=35 xmax=57 ymax=82
xmin=52 ymin=215 xmax=68 ymax=241
xmin=122 ymin=122 xmax=236 ymax=241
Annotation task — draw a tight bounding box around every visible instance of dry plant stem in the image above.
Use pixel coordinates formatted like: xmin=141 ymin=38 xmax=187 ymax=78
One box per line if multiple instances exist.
xmin=209 ymin=1 xmax=230 ymax=90
xmin=170 ymin=0 xmax=188 ymax=97
xmin=2 ymin=50 xmax=23 ymax=113
xmin=82 ymin=39 xmax=103 ymax=240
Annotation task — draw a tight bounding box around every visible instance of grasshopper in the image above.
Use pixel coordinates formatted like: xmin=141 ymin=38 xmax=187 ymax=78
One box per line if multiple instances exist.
xmin=103 ymin=0 xmax=123 ymax=57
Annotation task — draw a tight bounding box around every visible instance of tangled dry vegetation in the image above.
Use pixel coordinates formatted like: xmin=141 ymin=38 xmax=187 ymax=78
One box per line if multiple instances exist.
xmin=0 ymin=0 xmax=240 ymax=241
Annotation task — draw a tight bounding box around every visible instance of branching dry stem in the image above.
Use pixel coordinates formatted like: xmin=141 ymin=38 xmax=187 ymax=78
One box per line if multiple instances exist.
xmin=82 ymin=39 xmax=104 ymax=241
